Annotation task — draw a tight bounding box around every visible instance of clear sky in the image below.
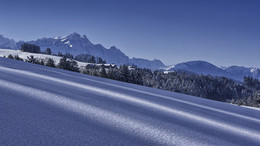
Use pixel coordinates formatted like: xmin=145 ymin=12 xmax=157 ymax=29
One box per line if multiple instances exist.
xmin=0 ymin=0 xmax=259 ymax=67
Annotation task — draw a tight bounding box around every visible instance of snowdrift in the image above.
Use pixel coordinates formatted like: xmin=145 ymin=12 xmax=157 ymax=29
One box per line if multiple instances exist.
xmin=0 ymin=57 xmax=260 ymax=145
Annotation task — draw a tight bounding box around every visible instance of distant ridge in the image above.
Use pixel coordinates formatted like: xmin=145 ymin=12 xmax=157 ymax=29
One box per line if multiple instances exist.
xmin=165 ymin=60 xmax=260 ymax=81
xmin=1 ymin=34 xmax=260 ymax=80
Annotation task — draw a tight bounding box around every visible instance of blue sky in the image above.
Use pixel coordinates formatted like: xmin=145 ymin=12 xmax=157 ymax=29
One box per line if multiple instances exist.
xmin=0 ymin=0 xmax=260 ymax=67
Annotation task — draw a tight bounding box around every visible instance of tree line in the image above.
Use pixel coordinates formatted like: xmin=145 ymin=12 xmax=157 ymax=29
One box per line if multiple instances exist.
xmin=19 ymin=43 xmax=106 ymax=64
xmin=20 ymin=43 xmax=51 ymax=55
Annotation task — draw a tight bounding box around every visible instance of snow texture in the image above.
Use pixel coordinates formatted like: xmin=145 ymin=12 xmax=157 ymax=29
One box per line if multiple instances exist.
xmin=0 ymin=57 xmax=260 ymax=145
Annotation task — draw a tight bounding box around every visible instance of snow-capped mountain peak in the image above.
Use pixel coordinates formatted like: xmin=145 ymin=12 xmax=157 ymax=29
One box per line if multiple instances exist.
xmin=109 ymin=46 xmax=119 ymax=50
xmin=251 ymin=67 xmax=258 ymax=73
xmin=64 ymin=32 xmax=87 ymax=40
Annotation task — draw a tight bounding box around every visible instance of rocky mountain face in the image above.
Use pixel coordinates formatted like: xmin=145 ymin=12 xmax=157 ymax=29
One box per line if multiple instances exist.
xmin=0 ymin=35 xmax=16 ymax=49
xmin=130 ymin=57 xmax=165 ymax=70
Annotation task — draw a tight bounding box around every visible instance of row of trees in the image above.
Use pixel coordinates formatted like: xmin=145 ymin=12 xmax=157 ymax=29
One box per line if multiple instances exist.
xmin=4 ymin=54 xmax=260 ymax=107
xmin=142 ymin=71 xmax=253 ymax=101
xmin=5 ymin=54 xmax=78 ymax=71
xmin=81 ymin=64 xmax=257 ymax=102
xmin=20 ymin=43 xmax=41 ymax=53
xmin=82 ymin=64 xmax=143 ymax=85
xmin=6 ymin=54 xmax=55 ymax=67
xmin=55 ymin=52 xmax=106 ymax=64
xmin=231 ymin=91 xmax=260 ymax=107
xmin=230 ymin=76 xmax=260 ymax=107
xmin=19 ymin=43 xmax=52 ymax=55
xmin=58 ymin=56 xmax=79 ymax=72
xmin=74 ymin=54 xmax=106 ymax=64
xmin=56 ymin=52 xmax=106 ymax=64
xmin=56 ymin=52 xmax=73 ymax=59
xmin=243 ymin=76 xmax=260 ymax=91
xmin=19 ymin=43 xmax=106 ymax=64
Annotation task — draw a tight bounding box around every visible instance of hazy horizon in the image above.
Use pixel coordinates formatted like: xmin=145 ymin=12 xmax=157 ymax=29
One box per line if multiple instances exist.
xmin=1 ymin=0 xmax=260 ymax=67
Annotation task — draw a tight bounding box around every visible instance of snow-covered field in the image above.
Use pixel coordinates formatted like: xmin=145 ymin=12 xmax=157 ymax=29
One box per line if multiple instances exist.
xmin=0 ymin=49 xmax=89 ymax=67
xmin=1 ymin=57 xmax=260 ymax=145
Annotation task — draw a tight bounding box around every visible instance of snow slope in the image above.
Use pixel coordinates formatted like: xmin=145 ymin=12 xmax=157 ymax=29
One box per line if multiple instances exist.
xmin=0 ymin=49 xmax=89 ymax=67
xmin=1 ymin=57 xmax=260 ymax=145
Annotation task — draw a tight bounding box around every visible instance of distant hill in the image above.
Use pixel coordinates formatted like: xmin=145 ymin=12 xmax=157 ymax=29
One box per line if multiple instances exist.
xmin=165 ymin=60 xmax=260 ymax=81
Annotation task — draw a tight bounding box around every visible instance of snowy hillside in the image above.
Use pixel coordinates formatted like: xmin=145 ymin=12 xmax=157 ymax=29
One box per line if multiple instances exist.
xmin=0 ymin=33 xmax=165 ymax=69
xmin=0 ymin=49 xmax=89 ymax=67
xmin=1 ymin=57 xmax=260 ymax=145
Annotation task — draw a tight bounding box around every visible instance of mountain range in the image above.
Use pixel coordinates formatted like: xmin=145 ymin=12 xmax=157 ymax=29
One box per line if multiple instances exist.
xmin=0 ymin=33 xmax=165 ymax=70
xmin=0 ymin=35 xmax=16 ymax=49
xmin=1 ymin=33 xmax=260 ymax=81
xmin=165 ymin=60 xmax=260 ymax=81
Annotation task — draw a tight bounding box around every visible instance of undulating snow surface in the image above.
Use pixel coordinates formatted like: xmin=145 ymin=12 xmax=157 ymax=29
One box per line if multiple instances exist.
xmin=1 ymin=57 xmax=260 ymax=145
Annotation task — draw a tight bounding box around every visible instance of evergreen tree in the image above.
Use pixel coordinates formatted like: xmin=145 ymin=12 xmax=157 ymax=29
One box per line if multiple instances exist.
xmin=100 ymin=65 xmax=107 ymax=78
xmin=120 ymin=65 xmax=130 ymax=82
xmin=7 ymin=54 xmax=14 ymax=59
xmin=39 ymin=59 xmax=45 ymax=65
xmin=97 ymin=57 xmax=106 ymax=64
xmin=68 ymin=59 xmax=79 ymax=72
xmin=58 ymin=52 xmax=63 ymax=56
xmin=65 ymin=53 xmax=73 ymax=59
xmin=46 ymin=58 xmax=55 ymax=67
xmin=58 ymin=56 xmax=68 ymax=70
xmin=46 ymin=48 xmax=52 ymax=55
xmin=57 ymin=56 xmax=79 ymax=72
xmin=244 ymin=76 xmax=260 ymax=90
xmin=107 ymin=67 xmax=116 ymax=79
xmin=89 ymin=56 xmax=96 ymax=63
xmin=26 ymin=55 xmax=37 ymax=63
xmin=14 ymin=55 xmax=23 ymax=61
